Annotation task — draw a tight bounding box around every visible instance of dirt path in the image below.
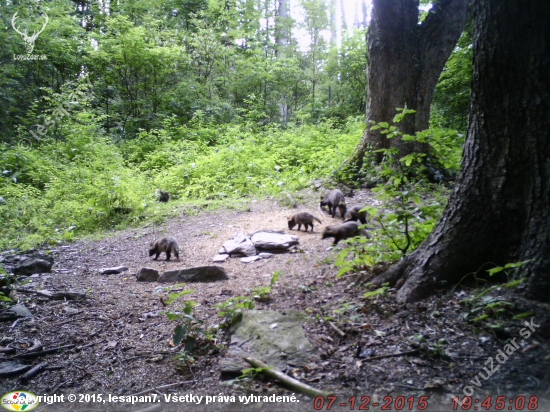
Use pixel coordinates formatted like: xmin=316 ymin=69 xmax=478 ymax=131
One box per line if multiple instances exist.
xmin=1 ymin=190 xmax=549 ymax=411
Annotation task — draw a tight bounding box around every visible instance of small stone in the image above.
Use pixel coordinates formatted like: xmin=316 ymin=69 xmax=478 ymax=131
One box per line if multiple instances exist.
xmin=100 ymin=266 xmax=129 ymax=275
xmin=240 ymin=256 xmax=261 ymax=263
xmin=213 ymin=254 xmax=229 ymax=263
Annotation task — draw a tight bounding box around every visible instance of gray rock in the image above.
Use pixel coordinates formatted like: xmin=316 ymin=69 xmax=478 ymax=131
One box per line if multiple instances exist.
xmin=136 ymin=268 xmax=160 ymax=282
xmin=213 ymin=254 xmax=230 ymax=263
xmin=258 ymin=252 xmax=274 ymax=259
xmin=0 ymin=304 xmax=33 ymax=321
xmin=11 ymin=253 xmax=54 ymax=276
xmin=250 ymin=231 xmax=299 ymax=251
xmin=240 ymin=256 xmax=261 ymax=263
xmin=220 ymin=232 xmax=257 ymax=256
xmin=158 ymin=266 xmax=228 ymax=283
xmin=100 ymin=266 xmax=129 ymax=275
xmin=220 ymin=359 xmax=247 ymax=377
xmin=226 ymin=310 xmax=318 ymax=371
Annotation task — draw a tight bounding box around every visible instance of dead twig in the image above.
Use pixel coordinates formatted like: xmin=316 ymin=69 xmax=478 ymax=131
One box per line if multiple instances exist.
xmin=243 ymin=356 xmax=331 ymax=399
xmin=327 ymin=321 xmax=346 ymax=337
xmin=51 ymin=378 xmax=70 ymax=394
xmin=9 ymin=319 xmax=21 ymax=330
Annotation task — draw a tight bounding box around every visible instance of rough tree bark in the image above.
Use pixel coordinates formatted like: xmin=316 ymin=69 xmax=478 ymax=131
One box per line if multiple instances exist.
xmin=372 ymin=0 xmax=550 ymax=303
xmin=346 ymin=0 xmax=468 ymax=169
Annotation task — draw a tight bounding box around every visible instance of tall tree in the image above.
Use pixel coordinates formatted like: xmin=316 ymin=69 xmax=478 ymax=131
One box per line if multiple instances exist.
xmin=301 ymin=0 xmax=329 ymax=119
xmin=347 ymin=0 xmax=468 ymax=168
xmin=339 ymin=0 xmax=347 ymax=34
xmin=329 ymin=0 xmax=337 ymax=47
xmin=275 ymin=0 xmax=291 ymax=50
xmin=372 ymin=0 xmax=550 ymax=303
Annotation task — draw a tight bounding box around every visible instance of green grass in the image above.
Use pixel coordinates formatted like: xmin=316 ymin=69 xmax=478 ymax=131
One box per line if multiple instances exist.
xmin=0 ymin=117 xmax=362 ymax=250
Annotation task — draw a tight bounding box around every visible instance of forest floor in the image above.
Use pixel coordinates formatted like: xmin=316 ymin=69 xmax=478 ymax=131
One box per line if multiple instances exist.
xmin=1 ymin=189 xmax=550 ymax=412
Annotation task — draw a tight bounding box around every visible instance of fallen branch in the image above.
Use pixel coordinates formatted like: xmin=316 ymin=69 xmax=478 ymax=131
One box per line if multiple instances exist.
xmin=14 ymin=344 xmax=76 ymax=359
xmin=0 ymin=347 xmax=16 ymax=355
xmin=15 ymin=289 xmax=88 ymax=300
xmin=128 ymin=381 xmax=194 ymax=397
xmin=10 ymin=319 xmax=21 ymax=330
xmin=45 ymin=365 xmax=65 ymax=371
xmin=243 ymin=356 xmax=331 ymax=399
xmin=20 ymin=362 xmax=49 ymax=382
xmin=361 ymin=349 xmax=419 ymax=362
xmin=327 ymin=321 xmax=346 ymax=337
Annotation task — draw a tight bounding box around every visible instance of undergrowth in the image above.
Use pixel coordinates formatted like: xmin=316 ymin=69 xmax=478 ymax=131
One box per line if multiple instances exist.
xmin=0 ymin=113 xmax=361 ymax=250
xmin=335 ymin=110 xmax=461 ymax=277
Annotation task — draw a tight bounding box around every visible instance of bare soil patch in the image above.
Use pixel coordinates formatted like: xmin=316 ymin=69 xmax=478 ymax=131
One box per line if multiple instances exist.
xmin=1 ymin=190 xmax=549 ymax=411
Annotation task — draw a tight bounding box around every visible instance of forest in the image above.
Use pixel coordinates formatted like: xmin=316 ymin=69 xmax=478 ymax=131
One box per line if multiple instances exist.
xmin=1 ymin=0 xmax=549 ymax=410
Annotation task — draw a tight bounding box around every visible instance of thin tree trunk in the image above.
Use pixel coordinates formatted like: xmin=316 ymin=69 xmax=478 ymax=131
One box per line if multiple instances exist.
xmin=372 ymin=0 xmax=550 ymax=303
xmin=330 ymin=0 xmax=337 ymax=47
xmin=275 ymin=0 xmax=290 ymax=50
xmin=346 ymin=0 xmax=468 ymax=169
xmin=339 ymin=0 xmax=347 ymax=33
xmin=361 ymin=0 xmax=368 ymax=29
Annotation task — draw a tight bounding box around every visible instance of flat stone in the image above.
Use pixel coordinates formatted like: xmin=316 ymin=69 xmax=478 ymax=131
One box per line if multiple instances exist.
xmin=250 ymin=231 xmax=299 ymax=251
xmin=219 ymin=232 xmax=257 ymax=256
xmin=213 ymin=254 xmax=230 ymax=263
xmin=0 ymin=304 xmax=33 ymax=321
xmin=136 ymin=268 xmax=159 ymax=282
xmin=158 ymin=266 xmax=228 ymax=283
xmin=240 ymin=256 xmax=261 ymax=263
xmin=226 ymin=310 xmax=318 ymax=371
xmin=258 ymin=252 xmax=274 ymax=259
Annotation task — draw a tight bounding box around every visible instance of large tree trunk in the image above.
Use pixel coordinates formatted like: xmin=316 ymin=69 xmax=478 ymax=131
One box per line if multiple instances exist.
xmin=373 ymin=0 xmax=550 ymax=303
xmin=347 ymin=0 xmax=468 ymax=169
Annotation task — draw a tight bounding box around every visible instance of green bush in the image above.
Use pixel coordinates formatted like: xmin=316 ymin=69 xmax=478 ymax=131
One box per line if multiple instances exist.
xmin=0 ymin=116 xmax=362 ymax=250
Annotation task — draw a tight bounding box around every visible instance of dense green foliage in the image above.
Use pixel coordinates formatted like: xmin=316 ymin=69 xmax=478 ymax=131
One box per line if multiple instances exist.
xmin=0 ymin=0 xmax=471 ymax=252
xmin=431 ymin=19 xmax=473 ymax=132
xmin=335 ymin=112 xmax=462 ymax=277
xmin=0 ymin=106 xmax=361 ymax=249
xmin=1 ymin=0 xmax=368 ymax=141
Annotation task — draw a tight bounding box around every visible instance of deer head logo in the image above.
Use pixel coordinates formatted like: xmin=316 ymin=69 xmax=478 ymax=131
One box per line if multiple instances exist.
xmin=11 ymin=11 xmax=49 ymax=54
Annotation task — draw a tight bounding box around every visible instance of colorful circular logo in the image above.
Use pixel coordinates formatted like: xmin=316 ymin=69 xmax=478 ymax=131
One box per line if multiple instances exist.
xmin=1 ymin=392 xmax=39 ymax=411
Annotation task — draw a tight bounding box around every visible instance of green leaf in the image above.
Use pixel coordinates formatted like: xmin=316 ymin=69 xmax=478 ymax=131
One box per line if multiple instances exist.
xmin=173 ymin=324 xmax=187 ymax=346
xmin=184 ymin=336 xmax=197 ymax=353
xmin=512 ymin=312 xmax=535 ymax=320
